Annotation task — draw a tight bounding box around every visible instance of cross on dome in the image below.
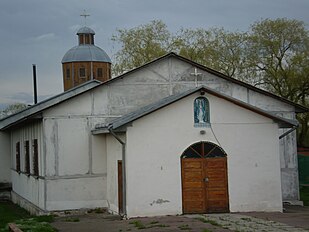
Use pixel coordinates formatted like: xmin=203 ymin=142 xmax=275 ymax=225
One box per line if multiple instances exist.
xmin=80 ymin=10 xmax=90 ymax=25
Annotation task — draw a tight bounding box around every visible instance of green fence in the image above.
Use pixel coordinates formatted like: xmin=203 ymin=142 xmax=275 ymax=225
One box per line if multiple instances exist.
xmin=298 ymin=153 xmax=309 ymax=186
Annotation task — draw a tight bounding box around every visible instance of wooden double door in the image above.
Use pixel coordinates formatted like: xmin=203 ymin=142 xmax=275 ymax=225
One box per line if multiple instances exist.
xmin=181 ymin=156 xmax=229 ymax=213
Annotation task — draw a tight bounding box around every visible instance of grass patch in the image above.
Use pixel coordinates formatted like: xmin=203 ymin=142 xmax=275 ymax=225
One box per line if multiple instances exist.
xmin=300 ymin=186 xmax=309 ymax=206
xmin=202 ymin=229 xmax=212 ymax=232
xmin=129 ymin=220 xmax=169 ymax=230
xmin=0 ymin=201 xmax=30 ymax=228
xmin=178 ymin=224 xmax=191 ymax=230
xmin=129 ymin=220 xmax=146 ymax=229
xmin=11 ymin=218 xmax=57 ymax=232
xmin=87 ymin=207 xmax=105 ymax=214
xmin=195 ymin=217 xmax=220 ymax=226
xmin=0 ymin=201 xmax=57 ymax=232
xmin=149 ymin=220 xmax=159 ymax=224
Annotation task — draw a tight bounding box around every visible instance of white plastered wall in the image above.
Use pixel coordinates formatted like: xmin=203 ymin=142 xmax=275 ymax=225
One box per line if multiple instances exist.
xmin=0 ymin=131 xmax=10 ymax=183
xmin=10 ymin=121 xmax=45 ymax=210
xmin=106 ymin=133 xmax=124 ymax=214
xmin=124 ymin=92 xmax=282 ymax=217
xmin=43 ymin=117 xmax=108 ymax=211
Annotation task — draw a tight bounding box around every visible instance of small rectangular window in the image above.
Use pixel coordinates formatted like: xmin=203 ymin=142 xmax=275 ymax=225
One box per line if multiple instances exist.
xmin=97 ymin=68 xmax=103 ymax=78
xmin=66 ymin=68 xmax=70 ymax=79
xmin=32 ymin=139 xmax=39 ymax=176
xmin=24 ymin=141 xmax=30 ymax=174
xmin=16 ymin=142 xmax=20 ymax=172
xmin=79 ymin=68 xmax=86 ymax=78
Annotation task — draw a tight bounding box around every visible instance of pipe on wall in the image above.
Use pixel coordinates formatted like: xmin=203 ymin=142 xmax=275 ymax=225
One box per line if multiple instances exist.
xmin=279 ymin=125 xmax=298 ymax=140
xmin=108 ymin=125 xmax=127 ymax=218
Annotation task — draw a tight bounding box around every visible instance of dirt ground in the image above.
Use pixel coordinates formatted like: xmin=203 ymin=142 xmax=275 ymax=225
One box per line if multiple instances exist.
xmin=52 ymin=213 xmax=232 ymax=232
xmin=51 ymin=205 xmax=309 ymax=232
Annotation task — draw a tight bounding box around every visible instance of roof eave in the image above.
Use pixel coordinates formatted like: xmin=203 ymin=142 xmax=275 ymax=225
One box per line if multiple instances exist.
xmin=95 ymin=86 xmax=297 ymax=132
xmin=0 ymin=80 xmax=101 ymax=131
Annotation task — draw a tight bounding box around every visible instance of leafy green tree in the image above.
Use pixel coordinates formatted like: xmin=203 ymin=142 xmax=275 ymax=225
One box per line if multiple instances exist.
xmin=111 ymin=19 xmax=309 ymax=146
xmin=112 ymin=20 xmax=177 ymax=75
xmin=0 ymin=103 xmax=28 ymax=119
xmin=246 ymin=18 xmax=309 ymax=146
xmin=177 ymin=28 xmax=248 ymax=79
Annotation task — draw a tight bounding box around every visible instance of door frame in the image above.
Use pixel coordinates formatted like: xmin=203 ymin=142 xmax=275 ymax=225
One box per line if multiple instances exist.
xmin=118 ymin=160 xmax=123 ymax=214
xmin=181 ymin=141 xmax=229 ymax=214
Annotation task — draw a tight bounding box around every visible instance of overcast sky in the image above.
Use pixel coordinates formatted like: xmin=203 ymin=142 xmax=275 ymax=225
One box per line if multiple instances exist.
xmin=0 ymin=0 xmax=308 ymax=108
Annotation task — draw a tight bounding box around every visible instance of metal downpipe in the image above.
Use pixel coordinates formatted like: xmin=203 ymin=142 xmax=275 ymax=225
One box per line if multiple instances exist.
xmin=108 ymin=125 xmax=127 ymax=218
xmin=279 ymin=125 xmax=298 ymax=140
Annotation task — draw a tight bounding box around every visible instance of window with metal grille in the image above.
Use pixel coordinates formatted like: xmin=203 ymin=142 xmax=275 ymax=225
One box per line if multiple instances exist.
xmin=97 ymin=68 xmax=103 ymax=78
xmin=181 ymin=141 xmax=226 ymax=158
xmin=32 ymin=139 xmax=39 ymax=176
xmin=16 ymin=142 xmax=20 ymax=172
xmin=79 ymin=68 xmax=86 ymax=78
xmin=24 ymin=141 xmax=30 ymax=174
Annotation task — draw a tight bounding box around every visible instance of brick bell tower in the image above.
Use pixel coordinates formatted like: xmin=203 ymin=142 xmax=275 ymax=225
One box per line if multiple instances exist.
xmin=61 ymin=12 xmax=111 ymax=91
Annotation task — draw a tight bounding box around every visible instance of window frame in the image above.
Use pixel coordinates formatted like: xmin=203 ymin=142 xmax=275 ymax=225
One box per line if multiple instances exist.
xmin=32 ymin=139 xmax=39 ymax=176
xmin=194 ymin=97 xmax=210 ymax=127
xmin=79 ymin=67 xmax=86 ymax=78
xmin=24 ymin=140 xmax=30 ymax=175
xmin=16 ymin=142 xmax=21 ymax=172
xmin=97 ymin=68 xmax=103 ymax=78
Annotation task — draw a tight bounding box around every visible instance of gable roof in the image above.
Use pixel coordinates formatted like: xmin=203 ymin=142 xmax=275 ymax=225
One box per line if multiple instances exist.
xmin=1 ymin=52 xmax=307 ymax=131
xmin=93 ymin=85 xmax=297 ymax=134
xmin=104 ymin=53 xmax=308 ymax=113
xmin=0 ymin=80 xmax=101 ymax=130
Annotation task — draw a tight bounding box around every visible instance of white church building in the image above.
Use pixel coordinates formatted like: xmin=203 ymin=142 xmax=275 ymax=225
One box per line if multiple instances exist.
xmin=0 ymin=26 xmax=307 ymax=217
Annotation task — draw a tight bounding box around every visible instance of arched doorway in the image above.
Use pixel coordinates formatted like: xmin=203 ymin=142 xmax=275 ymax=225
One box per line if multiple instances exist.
xmin=181 ymin=141 xmax=229 ymax=213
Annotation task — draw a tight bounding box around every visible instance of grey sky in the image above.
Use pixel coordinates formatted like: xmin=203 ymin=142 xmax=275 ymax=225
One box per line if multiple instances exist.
xmin=0 ymin=0 xmax=308 ymax=108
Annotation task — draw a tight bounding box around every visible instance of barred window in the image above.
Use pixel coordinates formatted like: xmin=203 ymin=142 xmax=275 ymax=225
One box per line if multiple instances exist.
xmin=32 ymin=139 xmax=39 ymax=176
xmin=16 ymin=142 xmax=20 ymax=172
xmin=24 ymin=141 xmax=30 ymax=174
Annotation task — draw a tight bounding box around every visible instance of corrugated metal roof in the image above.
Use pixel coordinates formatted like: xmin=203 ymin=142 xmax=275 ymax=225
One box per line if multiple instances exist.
xmin=0 ymin=80 xmax=101 ymax=130
xmin=62 ymin=45 xmax=111 ymax=63
xmin=94 ymin=85 xmax=297 ymax=133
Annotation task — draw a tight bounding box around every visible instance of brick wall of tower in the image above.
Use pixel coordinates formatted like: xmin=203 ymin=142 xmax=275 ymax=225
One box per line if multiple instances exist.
xmin=62 ymin=62 xmax=111 ymax=91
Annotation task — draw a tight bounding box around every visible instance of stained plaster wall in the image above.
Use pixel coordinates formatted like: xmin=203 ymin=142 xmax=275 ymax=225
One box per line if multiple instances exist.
xmin=46 ymin=55 xmax=298 ymax=204
xmin=7 ymin=55 xmax=298 ymax=211
xmin=43 ymin=117 xmax=108 ymax=210
xmin=95 ymin=56 xmax=297 ymax=200
xmin=42 ymin=91 xmax=108 ymax=211
xmin=125 ymin=92 xmax=282 ymax=217
xmin=10 ymin=122 xmax=45 ymax=210
xmin=0 ymin=131 xmax=10 ymax=183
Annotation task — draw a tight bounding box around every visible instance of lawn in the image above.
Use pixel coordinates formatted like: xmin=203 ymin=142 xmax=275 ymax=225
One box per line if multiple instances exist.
xmin=300 ymin=185 xmax=309 ymax=206
xmin=0 ymin=201 xmax=57 ymax=232
xmin=0 ymin=201 xmax=30 ymax=228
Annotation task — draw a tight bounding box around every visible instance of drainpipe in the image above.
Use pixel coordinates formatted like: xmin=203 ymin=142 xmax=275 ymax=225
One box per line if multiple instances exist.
xmin=108 ymin=125 xmax=127 ymax=218
xmin=279 ymin=125 xmax=298 ymax=139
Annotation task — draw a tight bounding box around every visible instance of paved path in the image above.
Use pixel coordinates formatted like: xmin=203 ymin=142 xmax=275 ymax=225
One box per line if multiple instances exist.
xmin=192 ymin=213 xmax=308 ymax=232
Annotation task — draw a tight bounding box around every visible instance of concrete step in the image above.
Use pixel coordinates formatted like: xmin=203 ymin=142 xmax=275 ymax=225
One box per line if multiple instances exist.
xmin=0 ymin=182 xmax=12 ymax=200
